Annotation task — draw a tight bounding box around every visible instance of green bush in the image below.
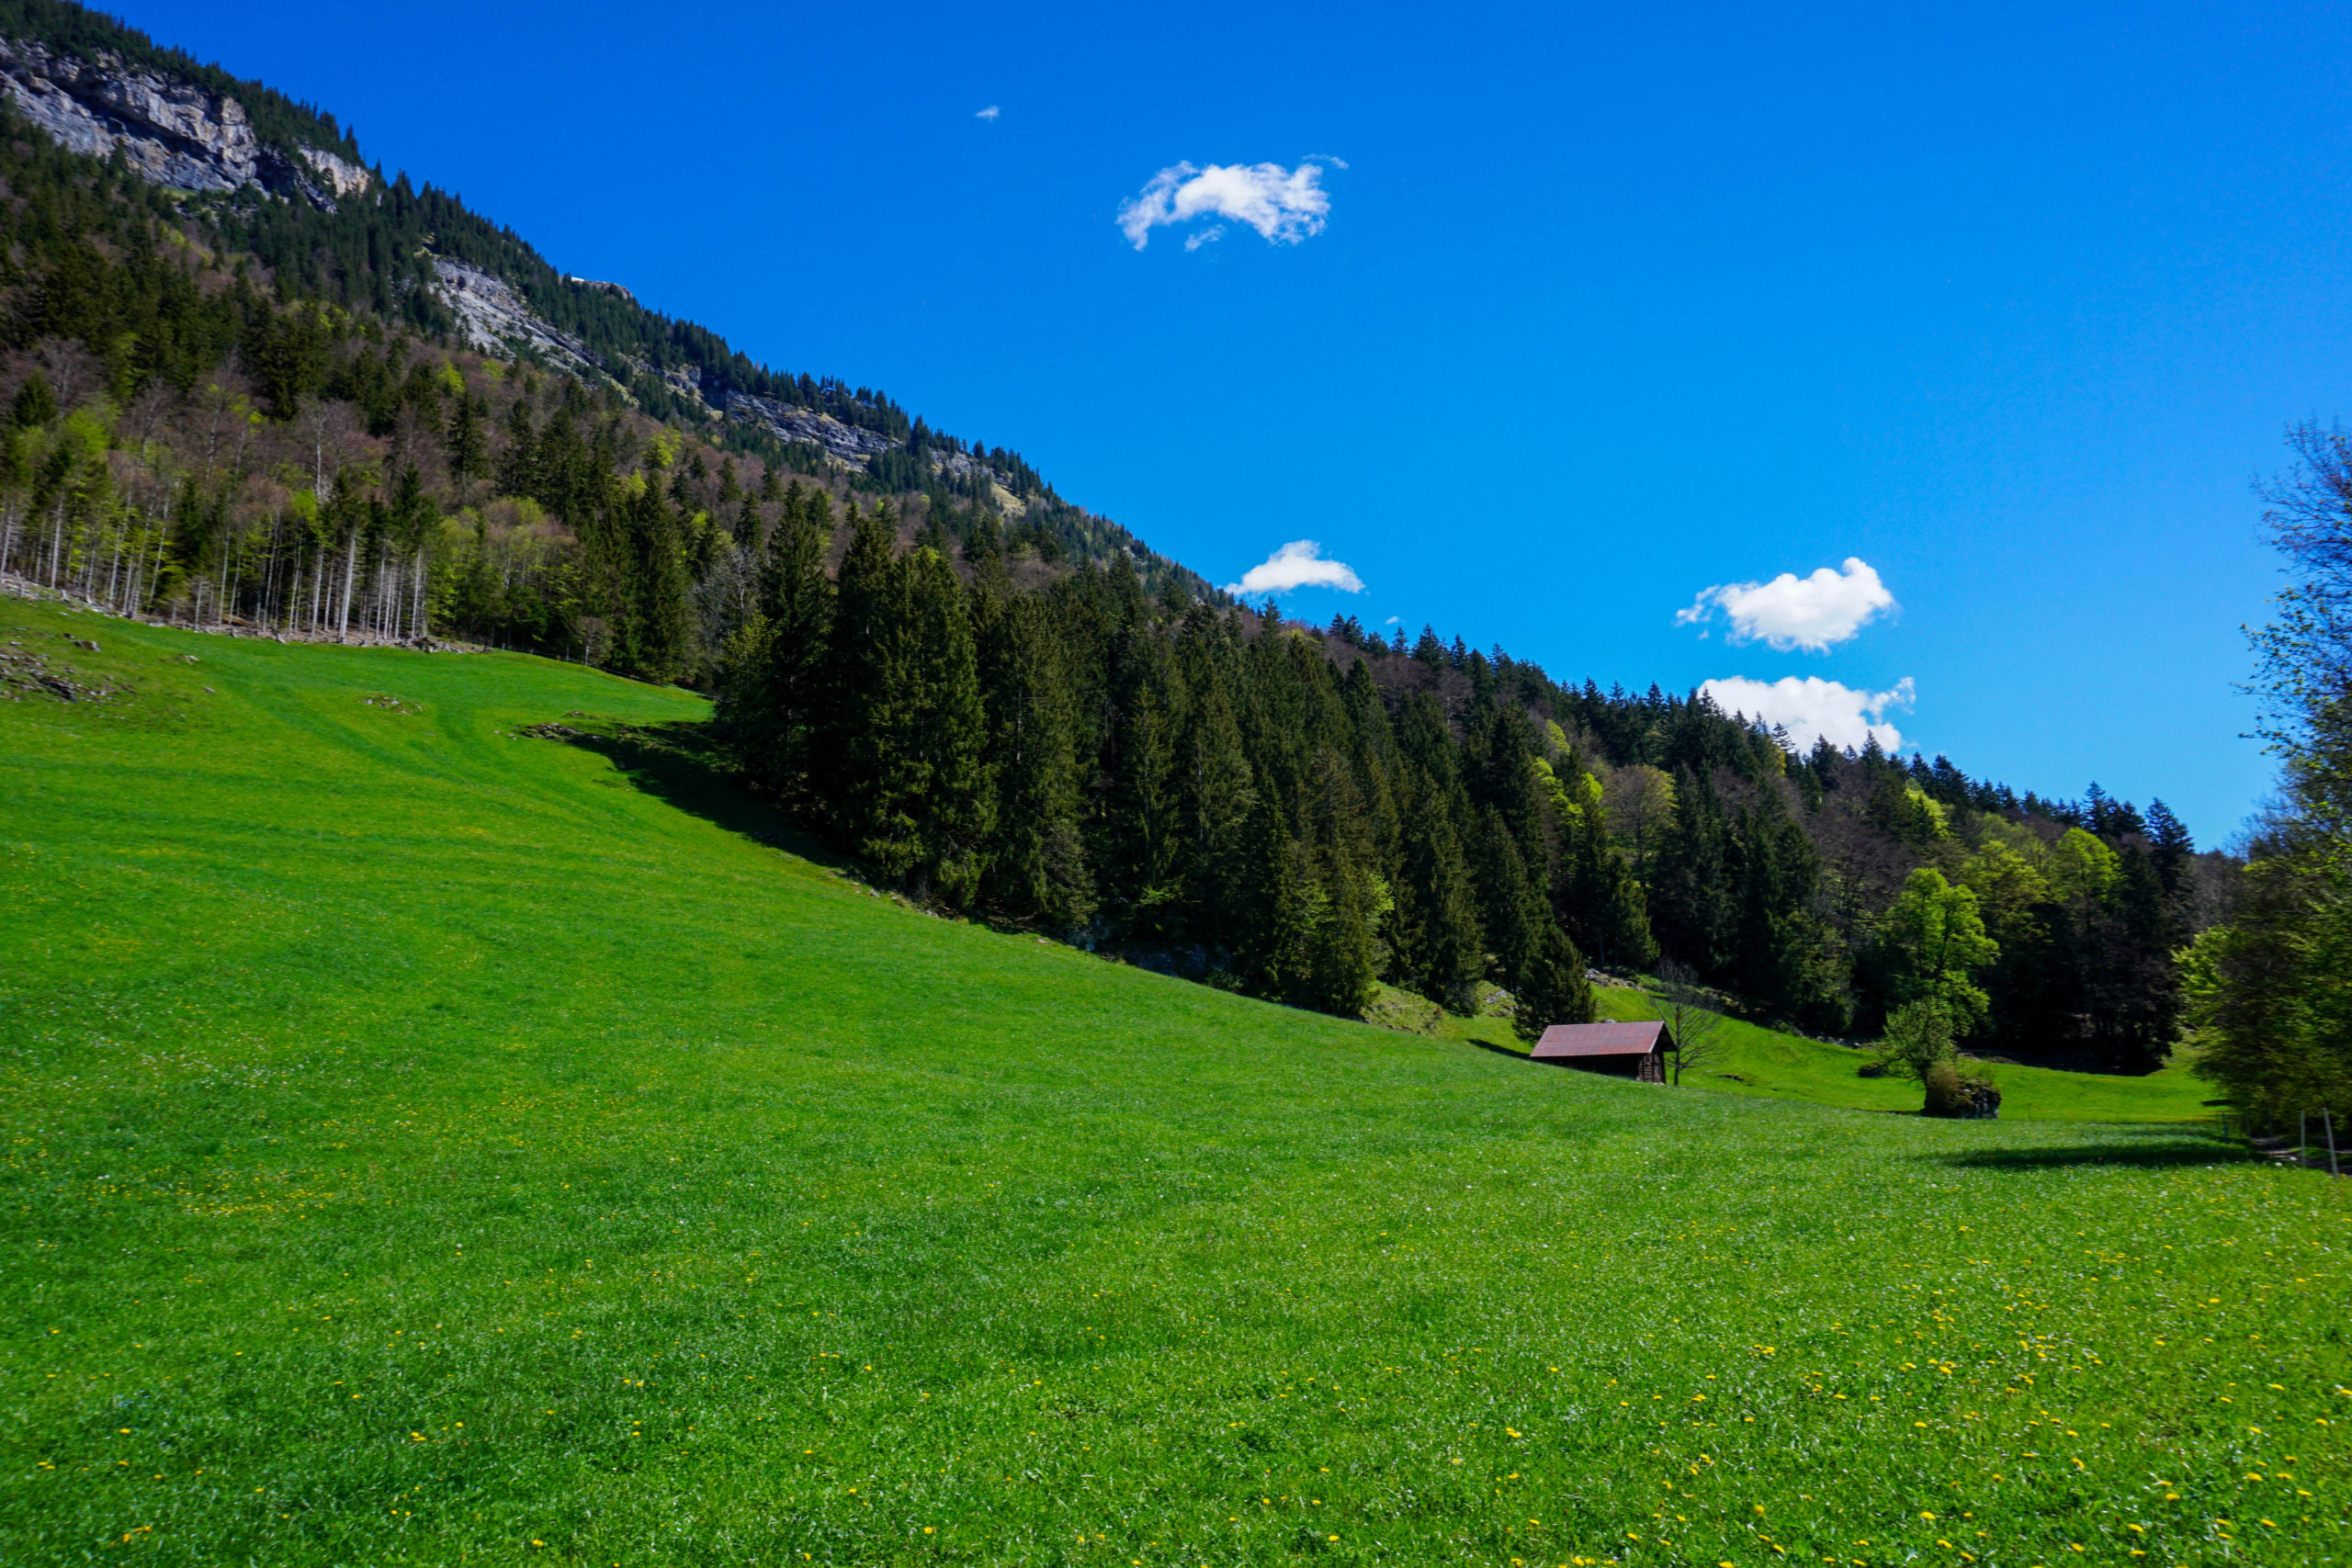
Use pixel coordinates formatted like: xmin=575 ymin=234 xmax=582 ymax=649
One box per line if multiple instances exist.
xmin=1922 ymin=1060 xmax=1969 ymax=1113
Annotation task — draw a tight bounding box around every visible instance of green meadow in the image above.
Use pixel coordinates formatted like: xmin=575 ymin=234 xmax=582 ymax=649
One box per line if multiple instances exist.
xmin=1435 ymin=988 xmax=2216 ymax=1127
xmin=1 ymin=594 xmax=2345 ymax=1567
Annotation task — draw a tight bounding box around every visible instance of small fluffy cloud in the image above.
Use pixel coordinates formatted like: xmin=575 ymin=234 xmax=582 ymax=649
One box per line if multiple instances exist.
xmin=1676 ymin=557 xmax=1895 ymax=652
xmin=1701 ymin=675 xmax=1915 ymax=754
xmin=1118 ymin=160 xmax=1332 ymax=250
xmin=1224 ymin=540 xmax=1364 ymax=597
xmin=975 ymin=105 xmax=1000 ymax=119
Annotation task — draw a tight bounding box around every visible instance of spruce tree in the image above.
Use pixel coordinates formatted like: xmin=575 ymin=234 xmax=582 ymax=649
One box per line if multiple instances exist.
xmin=1651 ymin=765 xmax=1735 ymax=975
xmin=1173 ymin=653 xmax=1258 ymax=953
xmin=721 ymin=484 xmax=832 ymax=801
xmin=1511 ymin=918 xmax=1594 ymax=1042
xmin=975 ymin=579 xmax=1093 ymax=930
xmin=1472 ymin=807 xmax=1546 ymax=998
xmin=899 ymin=545 xmax=991 ymax=905
xmin=1299 ymin=744 xmax=1380 ymax=1015
xmin=814 ymin=502 xmax=907 ymax=856
xmin=445 ymin=390 xmax=488 ymax=504
xmin=621 ymin=459 xmax=694 ymax=684
xmin=1105 ymin=626 xmax=1183 ymax=935
xmin=495 ymin=397 xmax=536 ymax=498
xmin=1395 ymin=762 xmax=1486 ymax=1013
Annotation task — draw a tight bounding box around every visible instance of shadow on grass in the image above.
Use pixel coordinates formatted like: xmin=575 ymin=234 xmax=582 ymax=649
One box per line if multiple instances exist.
xmin=1457 ymin=1034 xmax=1531 ymax=1062
xmin=555 ymin=718 xmax=857 ymax=876
xmin=1928 ymin=1136 xmax=2262 ymax=1170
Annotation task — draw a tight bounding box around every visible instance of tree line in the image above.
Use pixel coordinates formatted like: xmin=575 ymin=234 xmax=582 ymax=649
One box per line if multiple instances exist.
xmin=713 ymin=504 xmax=2205 ymax=1058
xmin=720 ymin=495 xmax=1616 ymax=1034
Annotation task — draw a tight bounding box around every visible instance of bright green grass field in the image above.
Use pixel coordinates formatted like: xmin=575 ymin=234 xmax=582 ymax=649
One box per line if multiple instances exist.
xmin=1 ymin=595 xmax=2346 ymax=1568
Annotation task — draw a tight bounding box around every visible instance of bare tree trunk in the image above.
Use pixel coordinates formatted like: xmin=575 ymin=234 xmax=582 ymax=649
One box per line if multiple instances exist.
xmin=337 ymin=531 xmax=356 ymax=642
xmin=47 ymin=497 xmax=67 ymax=587
xmin=148 ymin=518 xmax=168 ymax=619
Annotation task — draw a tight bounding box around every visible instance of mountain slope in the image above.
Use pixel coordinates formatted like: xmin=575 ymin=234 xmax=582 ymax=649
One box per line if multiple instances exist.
xmin=0 ymin=0 xmax=1211 ymax=597
xmin=0 ymin=591 xmax=2337 ymax=1565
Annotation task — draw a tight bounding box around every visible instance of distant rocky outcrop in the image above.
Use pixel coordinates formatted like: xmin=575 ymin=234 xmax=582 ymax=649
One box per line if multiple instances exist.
xmin=0 ymin=36 xmax=366 ymax=211
xmin=298 ymin=144 xmax=369 ymax=202
xmin=1 ymin=30 xmax=1027 ymax=503
xmin=430 ymin=258 xmax=603 ymax=379
xmin=722 ymin=390 xmax=897 ymax=462
xmin=565 ymin=276 xmax=637 ymax=304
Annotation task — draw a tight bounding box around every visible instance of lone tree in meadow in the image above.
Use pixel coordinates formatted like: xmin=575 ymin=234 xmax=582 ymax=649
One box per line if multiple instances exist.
xmin=1657 ymin=957 xmax=1729 ymax=1086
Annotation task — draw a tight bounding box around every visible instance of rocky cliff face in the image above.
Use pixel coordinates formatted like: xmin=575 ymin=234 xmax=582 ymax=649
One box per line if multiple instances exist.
xmin=722 ymin=390 xmax=896 ymax=461
xmin=1 ymin=35 xmax=996 ymax=488
xmin=0 ymin=36 xmax=365 ymax=210
xmin=433 ymin=258 xmax=605 ymax=379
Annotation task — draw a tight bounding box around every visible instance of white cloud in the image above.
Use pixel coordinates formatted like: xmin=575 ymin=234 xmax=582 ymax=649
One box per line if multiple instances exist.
xmin=975 ymin=105 xmax=1000 ymax=120
xmin=1223 ymin=540 xmax=1364 ymax=597
xmin=1182 ymin=224 xmax=1226 ymax=253
xmin=1700 ymin=675 xmax=1915 ymax=753
xmin=1117 ymin=160 xmax=1333 ymax=250
xmin=1676 ymin=557 xmax=1895 ymax=652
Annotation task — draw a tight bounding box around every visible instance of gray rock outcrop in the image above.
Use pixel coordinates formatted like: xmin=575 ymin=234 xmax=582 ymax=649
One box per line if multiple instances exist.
xmin=0 ymin=36 xmax=369 ymax=212
xmin=723 ymin=391 xmax=897 ymax=462
xmin=431 ymin=258 xmax=602 ymax=378
xmin=565 ymin=276 xmax=637 ymax=304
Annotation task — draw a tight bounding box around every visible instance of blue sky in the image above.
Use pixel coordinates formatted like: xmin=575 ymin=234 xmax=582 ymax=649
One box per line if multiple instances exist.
xmin=120 ymin=0 xmax=2352 ymax=843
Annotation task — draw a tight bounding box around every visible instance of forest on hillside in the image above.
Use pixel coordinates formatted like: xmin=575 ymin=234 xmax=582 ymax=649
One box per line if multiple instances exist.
xmin=0 ymin=10 xmax=2224 ymax=1071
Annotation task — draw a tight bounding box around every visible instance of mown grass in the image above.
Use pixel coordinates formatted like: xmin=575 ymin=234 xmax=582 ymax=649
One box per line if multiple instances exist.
xmin=1 ymin=594 xmax=2345 ymax=1568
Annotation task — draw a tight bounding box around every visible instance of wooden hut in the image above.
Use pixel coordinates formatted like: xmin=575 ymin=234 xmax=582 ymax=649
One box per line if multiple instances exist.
xmin=1530 ymin=1021 xmax=1677 ymax=1083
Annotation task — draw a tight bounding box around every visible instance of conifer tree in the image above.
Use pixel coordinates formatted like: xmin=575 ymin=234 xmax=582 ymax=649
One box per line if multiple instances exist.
xmin=898 ymin=545 xmax=991 ymax=904
xmin=974 ymin=574 xmax=1091 ymax=928
xmin=1472 ymin=807 xmax=1547 ymax=997
xmin=1394 ymin=762 xmax=1486 ymax=1013
xmin=814 ymin=502 xmax=906 ymax=852
xmin=1651 ymin=765 xmax=1736 ymax=975
xmin=445 ymin=389 xmax=488 ymax=504
xmin=1511 ymin=918 xmax=1594 ymax=1042
xmin=495 ymin=397 xmax=536 ymax=498
xmin=722 ymin=484 xmax=832 ymax=801
xmin=1559 ymin=810 xmax=1656 ymax=971
xmin=1299 ymin=744 xmax=1381 ymax=1015
xmin=1235 ymin=799 xmax=1312 ymax=1001
xmin=619 ymin=456 xmax=694 ymax=683
xmin=1173 ymin=650 xmax=1258 ymax=952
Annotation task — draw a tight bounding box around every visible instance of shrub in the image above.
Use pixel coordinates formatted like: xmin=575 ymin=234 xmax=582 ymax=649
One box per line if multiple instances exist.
xmin=1922 ymin=1060 xmax=2001 ymax=1119
xmin=1872 ymin=998 xmax=1957 ymax=1081
xmin=1922 ymin=1061 xmax=1969 ymax=1114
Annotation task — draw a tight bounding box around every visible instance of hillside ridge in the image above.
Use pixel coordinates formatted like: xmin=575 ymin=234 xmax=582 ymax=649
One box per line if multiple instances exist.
xmin=0 ymin=0 xmax=1208 ymax=594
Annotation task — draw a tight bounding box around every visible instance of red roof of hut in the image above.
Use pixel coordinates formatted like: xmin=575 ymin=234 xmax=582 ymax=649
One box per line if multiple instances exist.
xmin=1530 ymin=1021 xmax=1678 ymax=1060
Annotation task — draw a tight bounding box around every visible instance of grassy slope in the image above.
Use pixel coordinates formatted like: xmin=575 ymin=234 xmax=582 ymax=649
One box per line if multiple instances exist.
xmin=1 ymin=595 xmax=2346 ymax=1567
xmin=1433 ymin=989 xmax=2212 ymax=1128
xmin=1577 ymin=992 xmax=2217 ymax=1125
